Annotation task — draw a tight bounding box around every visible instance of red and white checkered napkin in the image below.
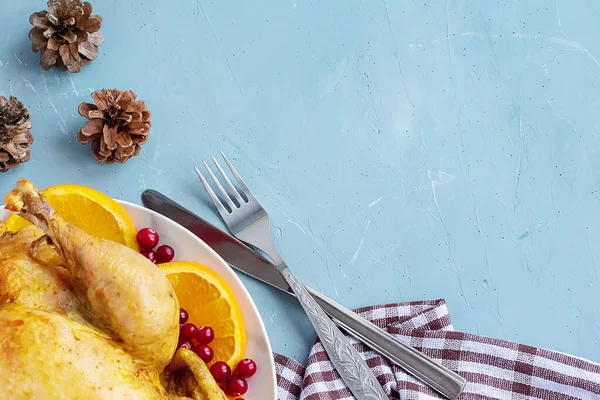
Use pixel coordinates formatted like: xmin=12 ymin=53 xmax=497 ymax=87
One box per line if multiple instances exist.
xmin=273 ymin=300 xmax=600 ymax=400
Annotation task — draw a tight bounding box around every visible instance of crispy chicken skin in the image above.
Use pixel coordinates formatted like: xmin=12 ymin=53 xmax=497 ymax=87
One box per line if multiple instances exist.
xmin=0 ymin=179 xmax=227 ymax=400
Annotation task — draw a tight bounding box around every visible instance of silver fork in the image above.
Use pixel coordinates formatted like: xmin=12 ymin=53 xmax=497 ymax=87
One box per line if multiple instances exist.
xmin=196 ymin=152 xmax=388 ymax=400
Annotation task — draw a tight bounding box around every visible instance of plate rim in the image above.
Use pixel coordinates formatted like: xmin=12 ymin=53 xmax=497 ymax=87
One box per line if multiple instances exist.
xmin=0 ymin=200 xmax=278 ymax=399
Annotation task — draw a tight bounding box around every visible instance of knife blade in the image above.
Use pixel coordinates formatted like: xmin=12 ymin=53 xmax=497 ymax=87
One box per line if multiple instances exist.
xmin=142 ymin=189 xmax=466 ymax=400
xmin=142 ymin=190 xmax=290 ymax=292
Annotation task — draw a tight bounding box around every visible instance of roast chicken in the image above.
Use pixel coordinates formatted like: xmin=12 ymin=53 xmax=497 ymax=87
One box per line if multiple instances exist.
xmin=0 ymin=179 xmax=227 ymax=399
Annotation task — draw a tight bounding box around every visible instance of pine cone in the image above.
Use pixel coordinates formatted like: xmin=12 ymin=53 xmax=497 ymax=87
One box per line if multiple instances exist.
xmin=29 ymin=0 xmax=103 ymax=73
xmin=77 ymin=89 xmax=151 ymax=164
xmin=0 ymin=96 xmax=34 ymax=173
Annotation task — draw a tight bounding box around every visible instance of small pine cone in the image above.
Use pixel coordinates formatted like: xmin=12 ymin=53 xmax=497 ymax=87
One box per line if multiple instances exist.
xmin=29 ymin=0 xmax=103 ymax=73
xmin=0 ymin=96 xmax=34 ymax=173
xmin=77 ymin=89 xmax=151 ymax=164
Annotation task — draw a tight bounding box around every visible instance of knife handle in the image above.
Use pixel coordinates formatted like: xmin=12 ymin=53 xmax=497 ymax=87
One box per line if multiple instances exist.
xmin=306 ymin=286 xmax=466 ymax=399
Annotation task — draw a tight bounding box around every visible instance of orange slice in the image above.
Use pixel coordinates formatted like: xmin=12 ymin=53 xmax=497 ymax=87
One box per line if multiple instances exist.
xmin=4 ymin=184 xmax=138 ymax=250
xmin=160 ymin=261 xmax=246 ymax=367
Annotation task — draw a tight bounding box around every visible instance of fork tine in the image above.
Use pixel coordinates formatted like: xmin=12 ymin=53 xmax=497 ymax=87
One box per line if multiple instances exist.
xmin=211 ymin=155 xmax=245 ymax=205
xmin=203 ymin=160 xmax=237 ymax=211
xmin=220 ymin=151 xmax=255 ymax=201
xmin=194 ymin=166 xmax=230 ymax=215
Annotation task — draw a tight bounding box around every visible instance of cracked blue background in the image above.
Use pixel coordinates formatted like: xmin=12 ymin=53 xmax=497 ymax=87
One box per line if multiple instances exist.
xmin=1 ymin=0 xmax=599 ymax=364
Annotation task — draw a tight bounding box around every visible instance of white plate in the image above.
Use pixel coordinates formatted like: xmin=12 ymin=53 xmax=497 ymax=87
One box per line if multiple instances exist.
xmin=0 ymin=201 xmax=277 ymax=400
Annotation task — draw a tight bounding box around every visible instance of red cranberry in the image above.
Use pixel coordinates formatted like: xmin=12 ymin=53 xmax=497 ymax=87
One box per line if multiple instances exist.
xmin=177 ymin=339 xmax=192 ymax=350
xmin=136 ymin=228 xmax=159 ymax=250
xmin=193 ymin=344 xmax=214 ymax=363
xmin=155 ymin=244 xmax=175 ymax=263
xmin=225 ymin=375 xmax=248 ymax=396
xmin=180 ymin=323 xmax=197 ymax=340
xmin=235 ymin=358 xmax=257 ymax=378
xmin=179 ymin=308 xmax=189 ymax=325
xmin=195 ymin=326 xmax=215 ymax=344
xmin=141 ymin=250 xmax=156 ymax=263
xmin=209 ymin=361 xmax=232 ymax=383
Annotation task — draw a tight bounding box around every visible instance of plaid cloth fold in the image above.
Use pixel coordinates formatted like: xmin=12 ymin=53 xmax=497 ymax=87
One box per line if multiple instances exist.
xmin=274 ymin=300 xmax=600 ymax=400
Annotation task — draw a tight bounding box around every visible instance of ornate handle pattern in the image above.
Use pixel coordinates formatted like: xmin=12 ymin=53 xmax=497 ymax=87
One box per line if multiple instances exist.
xmin=280 ymin=265 xmax=388 ymax=400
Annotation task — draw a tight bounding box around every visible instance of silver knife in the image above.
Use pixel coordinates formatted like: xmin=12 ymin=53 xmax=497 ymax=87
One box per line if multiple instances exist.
xmin=142 ymin=189 xmax=466 ymax=400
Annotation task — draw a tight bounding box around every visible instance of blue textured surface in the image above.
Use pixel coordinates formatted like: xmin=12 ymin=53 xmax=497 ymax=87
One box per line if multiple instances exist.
xmin=1 ymin=0 xmax=600 ymax=364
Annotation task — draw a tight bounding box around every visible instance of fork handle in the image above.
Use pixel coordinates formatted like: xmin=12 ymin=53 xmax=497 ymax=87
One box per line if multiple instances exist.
xmin=306 ymin=286 xmax=466 ymax=399
xmin=279 ymin=264 xmax=389 ymax=400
